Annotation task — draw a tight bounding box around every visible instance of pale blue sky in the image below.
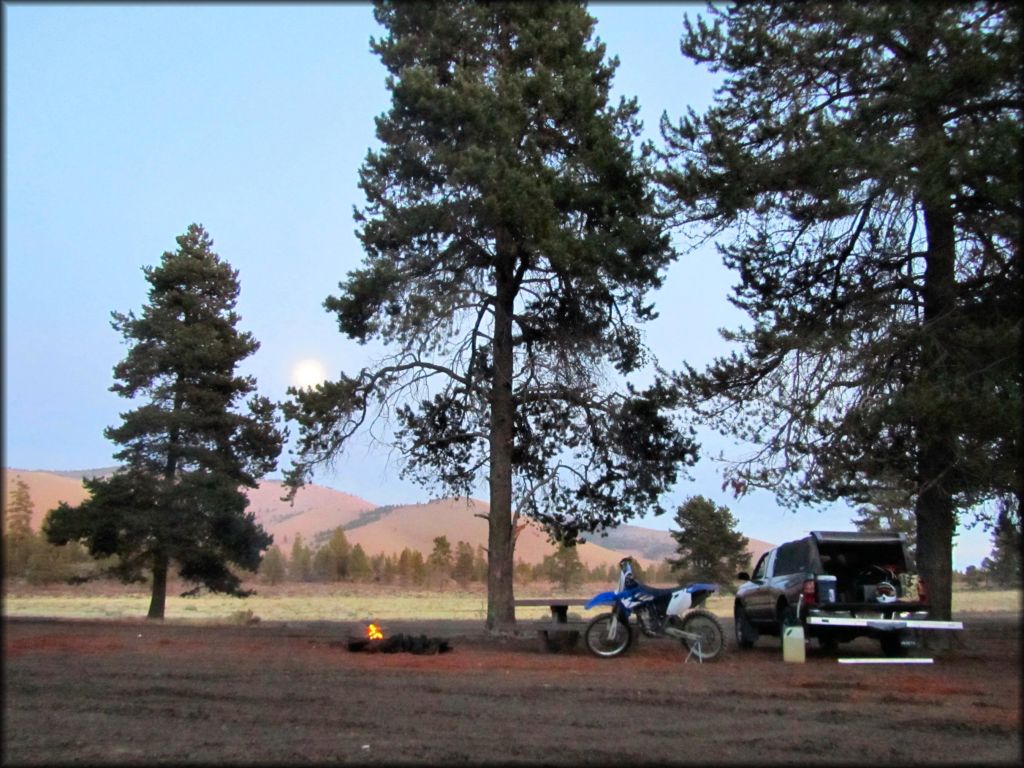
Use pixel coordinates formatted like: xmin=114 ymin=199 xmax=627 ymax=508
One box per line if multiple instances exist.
xmin=3 ymin=2 xmax=994 ymax=566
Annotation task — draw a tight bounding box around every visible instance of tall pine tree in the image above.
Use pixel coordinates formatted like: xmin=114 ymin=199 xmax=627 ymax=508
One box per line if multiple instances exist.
xmin=659 ymin=3 xmax=1021 ymax=620
xmin=45 ymin=224 xmax=283 ymax=618
xmin=284 ymin=1 xmax=695 ymax=627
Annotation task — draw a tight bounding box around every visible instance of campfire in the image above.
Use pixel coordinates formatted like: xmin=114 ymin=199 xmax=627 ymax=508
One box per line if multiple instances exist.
xmin=347 ymin=622 xmax=452 ymax=655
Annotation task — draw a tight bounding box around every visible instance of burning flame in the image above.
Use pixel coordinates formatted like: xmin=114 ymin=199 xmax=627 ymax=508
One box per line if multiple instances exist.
xmin=366 ymin=623 xmax=384 ymax=641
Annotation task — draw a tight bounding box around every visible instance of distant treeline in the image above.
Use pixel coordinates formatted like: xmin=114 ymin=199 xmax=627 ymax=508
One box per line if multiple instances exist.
xmin=259 ymin=527 xmax=676 ymax=589
xmin=3 ymin=473 xmax=667 ymax=589
xmin=5 ymin=472 xmax=1015 ymax=591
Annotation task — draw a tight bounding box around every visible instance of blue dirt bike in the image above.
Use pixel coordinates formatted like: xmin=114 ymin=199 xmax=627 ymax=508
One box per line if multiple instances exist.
xmin=584 ymin=557 xmax=725 ymax=661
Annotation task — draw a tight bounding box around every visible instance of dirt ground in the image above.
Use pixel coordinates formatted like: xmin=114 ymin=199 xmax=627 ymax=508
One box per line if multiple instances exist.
xmin=3 ymin=612 xmax=1020 ymax=765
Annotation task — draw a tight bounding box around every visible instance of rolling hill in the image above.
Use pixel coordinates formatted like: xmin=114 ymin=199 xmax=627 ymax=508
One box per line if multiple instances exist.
xmin=589 ymin=523 xmax=774 ymax=571
xmin=336 ymin=496 xmax=645 ymax=570
xmin=3 ymin=467 xmax=773 ymax=571
xmin=245 ymin=480 xmax=376 ymax=549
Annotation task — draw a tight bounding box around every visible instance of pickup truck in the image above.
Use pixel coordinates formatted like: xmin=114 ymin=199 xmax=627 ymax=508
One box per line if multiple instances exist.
xmin=733 ymin=531 xmax=962 ymax=656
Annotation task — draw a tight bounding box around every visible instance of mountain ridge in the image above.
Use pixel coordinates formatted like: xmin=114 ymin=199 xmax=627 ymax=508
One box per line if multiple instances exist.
xmin=3 ymin=467 xmax=774 ymax=570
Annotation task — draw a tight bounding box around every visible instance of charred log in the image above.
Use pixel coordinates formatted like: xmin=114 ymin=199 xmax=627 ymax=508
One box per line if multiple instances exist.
xmin=347 ymin=633 xmax=452 ymax=655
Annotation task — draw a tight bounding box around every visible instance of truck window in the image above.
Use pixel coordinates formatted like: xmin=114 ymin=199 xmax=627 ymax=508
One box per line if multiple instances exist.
xmin=752 ymin=552 xmax=770 ymax=580
xmin=774 ymin=539 xmax=811 ymax=576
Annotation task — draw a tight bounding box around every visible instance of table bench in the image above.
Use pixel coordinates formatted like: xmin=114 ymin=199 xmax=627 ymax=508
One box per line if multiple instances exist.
xmin=514 ymin=598 xmax=592 ymax=652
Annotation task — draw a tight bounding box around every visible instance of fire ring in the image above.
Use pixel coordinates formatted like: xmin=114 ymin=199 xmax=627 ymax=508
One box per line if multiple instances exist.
xmin=347 ymin=622 xmax=453 ymax=655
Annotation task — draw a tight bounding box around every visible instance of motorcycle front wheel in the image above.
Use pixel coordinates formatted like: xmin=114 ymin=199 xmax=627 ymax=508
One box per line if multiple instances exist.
xmin=679 ymin=609 xmax=725 ymax=662
xmin=584 ymin=612 xmax=633 ymax=658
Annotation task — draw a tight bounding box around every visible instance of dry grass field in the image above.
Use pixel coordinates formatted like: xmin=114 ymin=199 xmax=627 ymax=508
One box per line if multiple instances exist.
xmin=2 ymin=580 xmax=1017 ymax=623
xmin=1 ymin=580 xmax=646 ymax=623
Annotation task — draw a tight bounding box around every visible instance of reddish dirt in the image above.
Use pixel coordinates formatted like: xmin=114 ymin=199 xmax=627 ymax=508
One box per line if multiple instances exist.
xmin=3 ymin=613 xmax=1019 ymax=764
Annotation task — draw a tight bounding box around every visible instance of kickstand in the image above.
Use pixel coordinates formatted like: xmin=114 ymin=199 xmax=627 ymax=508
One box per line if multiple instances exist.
xmin=684 ymin=637 xmax=703 ymax=664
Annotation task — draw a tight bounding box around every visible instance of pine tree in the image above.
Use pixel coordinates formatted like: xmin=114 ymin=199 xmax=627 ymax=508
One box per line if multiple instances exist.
xmin=370 ymin=553 xmax=399 ymax=583
xmin=383 ymin=553 xmax=400 ymax=583
xmin=852 ymin=483 xmax=917 ymax=559
xmin=321 ymin=527 xmax=352 ymax=581
xmin=44 ymin=225 xmax=283 ymax=617
xmin=348 ymin=544 xmax=373 ymax=581
xmin=514 ymin=559 xmax=534 ymax=586
xmin=667 ymin=496 xmax=749 ymax=590
xmin=259 ymin=545 xmax=286 ymax=585
xmin=964 ymin=565 xmax=984 ymax=590
xmin=312 ymin=547 xmax=332 ymax=582
xmin=4 ymin=477 xmax=35 ymax=576
xmin=409 ymin=549 xmax=427 ymax=586
xmin=659 ymin=3 xmax=1021 ymax=619
xmin=283 ymin=0 xmax=695 ymax=628
xmin=5 ymin=476 xmax=33 ymax=538
xmin=542 ymin=543 xmax=585 ymax=591
xmin=397 ymin=547 xmax=414 ymax=584
xmin=428 ymin=536 xmax=453 ymax=585
xmin=452 ymin=541 xmax=476 ymax=586
xmin=289 ymin=534 xmax=313 ymax=582
xmin=985 ymin=498 xmax=1021 ymax=588
xmin=473 ymin=545 xmax=488 ymax=583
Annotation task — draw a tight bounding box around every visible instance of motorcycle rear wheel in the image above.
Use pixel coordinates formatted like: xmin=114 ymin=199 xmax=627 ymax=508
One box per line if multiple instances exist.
xmin=679 ymin=609 xmax=725 ymax=662
xmin=584 ymin=612 xmax=633 ymax=658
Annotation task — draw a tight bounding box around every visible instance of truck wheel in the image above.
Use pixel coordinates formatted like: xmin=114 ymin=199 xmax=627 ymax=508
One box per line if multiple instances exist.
xmin=777 ymin=601 xmax=797 ymax=638
xmin=734 ymin=602 xmax=756 ymax=649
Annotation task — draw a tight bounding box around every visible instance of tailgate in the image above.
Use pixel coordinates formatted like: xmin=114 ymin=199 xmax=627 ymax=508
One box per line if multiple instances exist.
xmin=806 ymin=614 xmax=963 ymax=631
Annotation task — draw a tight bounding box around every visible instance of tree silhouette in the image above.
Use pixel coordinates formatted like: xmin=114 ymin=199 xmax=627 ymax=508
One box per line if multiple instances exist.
xmin=542 ymin=543 xmax=585 ymax=591
xmin=4 ymin=477 xmax=35 ymax=576
xmin=259 ymin=545 xmax=286 ymax=585
xmin=284 ymin=0 xmax=694 ymax=629
xmin=985 ymin=498 xmax=1021 ymax=587
xmin=667 ymin=496 xmax=749 ymax=589
xmin=45 ymin=224 xmax=283 ymax=618
xmin=660 ymin=3 xmax=1020 ymax=619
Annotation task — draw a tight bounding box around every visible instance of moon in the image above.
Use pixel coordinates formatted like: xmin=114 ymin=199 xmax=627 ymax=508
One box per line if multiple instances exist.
xmin=290 ymin=358 xmax=328 ymax=390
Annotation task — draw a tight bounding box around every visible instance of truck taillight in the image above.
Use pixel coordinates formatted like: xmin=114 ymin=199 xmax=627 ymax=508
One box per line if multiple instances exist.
xmin=802 ymin=579 xmax=817 ymax=607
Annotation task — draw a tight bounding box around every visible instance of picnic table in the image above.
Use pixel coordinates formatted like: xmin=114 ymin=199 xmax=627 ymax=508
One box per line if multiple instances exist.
xmin=514 ymin=598 xmax=592 ymax=652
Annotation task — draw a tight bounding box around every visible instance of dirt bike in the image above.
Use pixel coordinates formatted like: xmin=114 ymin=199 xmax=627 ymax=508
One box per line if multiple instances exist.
xmin=584 ymin=557 xmax=725 ymax=662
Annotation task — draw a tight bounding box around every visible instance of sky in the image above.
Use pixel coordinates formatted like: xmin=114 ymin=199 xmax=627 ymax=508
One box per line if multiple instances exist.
xmin=3 ymin=2 xmax=996 ymax=568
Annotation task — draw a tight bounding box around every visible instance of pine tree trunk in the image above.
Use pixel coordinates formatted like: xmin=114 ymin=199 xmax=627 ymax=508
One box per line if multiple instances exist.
xmin=150 ymin=395 xmax=180 ymax=622
xmin=147 ymin=551 xmax=169 ymax=620
xmin=486 ymin=239 xmax=517 ymax=630
xmin=914 ymin=108 xmax=958 ymax=623
xmin=915 ymin=484 xmax=955 ymax=621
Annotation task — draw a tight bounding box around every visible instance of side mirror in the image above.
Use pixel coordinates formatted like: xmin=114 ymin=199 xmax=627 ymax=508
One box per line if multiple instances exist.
xmin=736 ymin=572 xmax=751 ymax=581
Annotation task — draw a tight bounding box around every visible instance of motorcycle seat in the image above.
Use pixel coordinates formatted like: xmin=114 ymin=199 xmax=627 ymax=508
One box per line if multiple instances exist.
xmin=635 ymin=584 xmax=679 ymax=599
